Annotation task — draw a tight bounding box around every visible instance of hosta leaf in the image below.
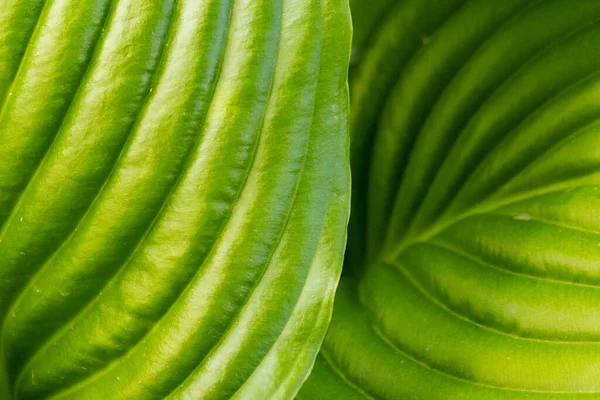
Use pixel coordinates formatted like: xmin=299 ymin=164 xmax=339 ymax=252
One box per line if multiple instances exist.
xmin=346 ymin=0 xmax=394 ymax=68
xmin=0 ymin=0 xmax=351 ymax=399
xmin=300 ymin=0 xmax=600 ymax=398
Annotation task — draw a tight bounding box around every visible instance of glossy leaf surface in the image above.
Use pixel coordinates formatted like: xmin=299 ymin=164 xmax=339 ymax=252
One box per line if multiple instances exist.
xmin=0 ymin=0 xmax=351 ymax=398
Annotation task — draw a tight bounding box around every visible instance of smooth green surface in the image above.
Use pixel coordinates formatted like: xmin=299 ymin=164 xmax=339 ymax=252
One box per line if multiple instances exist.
xmin=301 ymin=0 xmax=600 ymax=398
xmin=0 ymin=0 xmax=351 ymax=398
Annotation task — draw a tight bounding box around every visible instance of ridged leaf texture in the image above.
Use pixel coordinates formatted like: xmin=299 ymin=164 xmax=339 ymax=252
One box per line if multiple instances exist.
xmin=0 ymin=0 xmax=351 ymax=399
xmin=300 ymin=0 xmax=600 ymax=398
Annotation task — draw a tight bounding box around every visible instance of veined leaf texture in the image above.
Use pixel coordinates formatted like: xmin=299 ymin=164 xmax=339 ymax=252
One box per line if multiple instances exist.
xmin=300 ymin=0 xmax=600 ymax=399
xmin=0 ymin=0 xmax=351 ymax=399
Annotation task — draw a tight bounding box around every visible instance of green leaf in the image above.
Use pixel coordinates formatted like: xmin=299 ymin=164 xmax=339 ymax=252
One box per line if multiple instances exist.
xmin=301 ymin=0 xmax=600 ymax=398
xmin=0 ymin=0 xmax=351 ymax=399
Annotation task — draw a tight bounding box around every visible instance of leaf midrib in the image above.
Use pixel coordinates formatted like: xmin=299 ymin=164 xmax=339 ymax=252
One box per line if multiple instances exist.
xmin=385 ymin=171 xmax=600 ymax=264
